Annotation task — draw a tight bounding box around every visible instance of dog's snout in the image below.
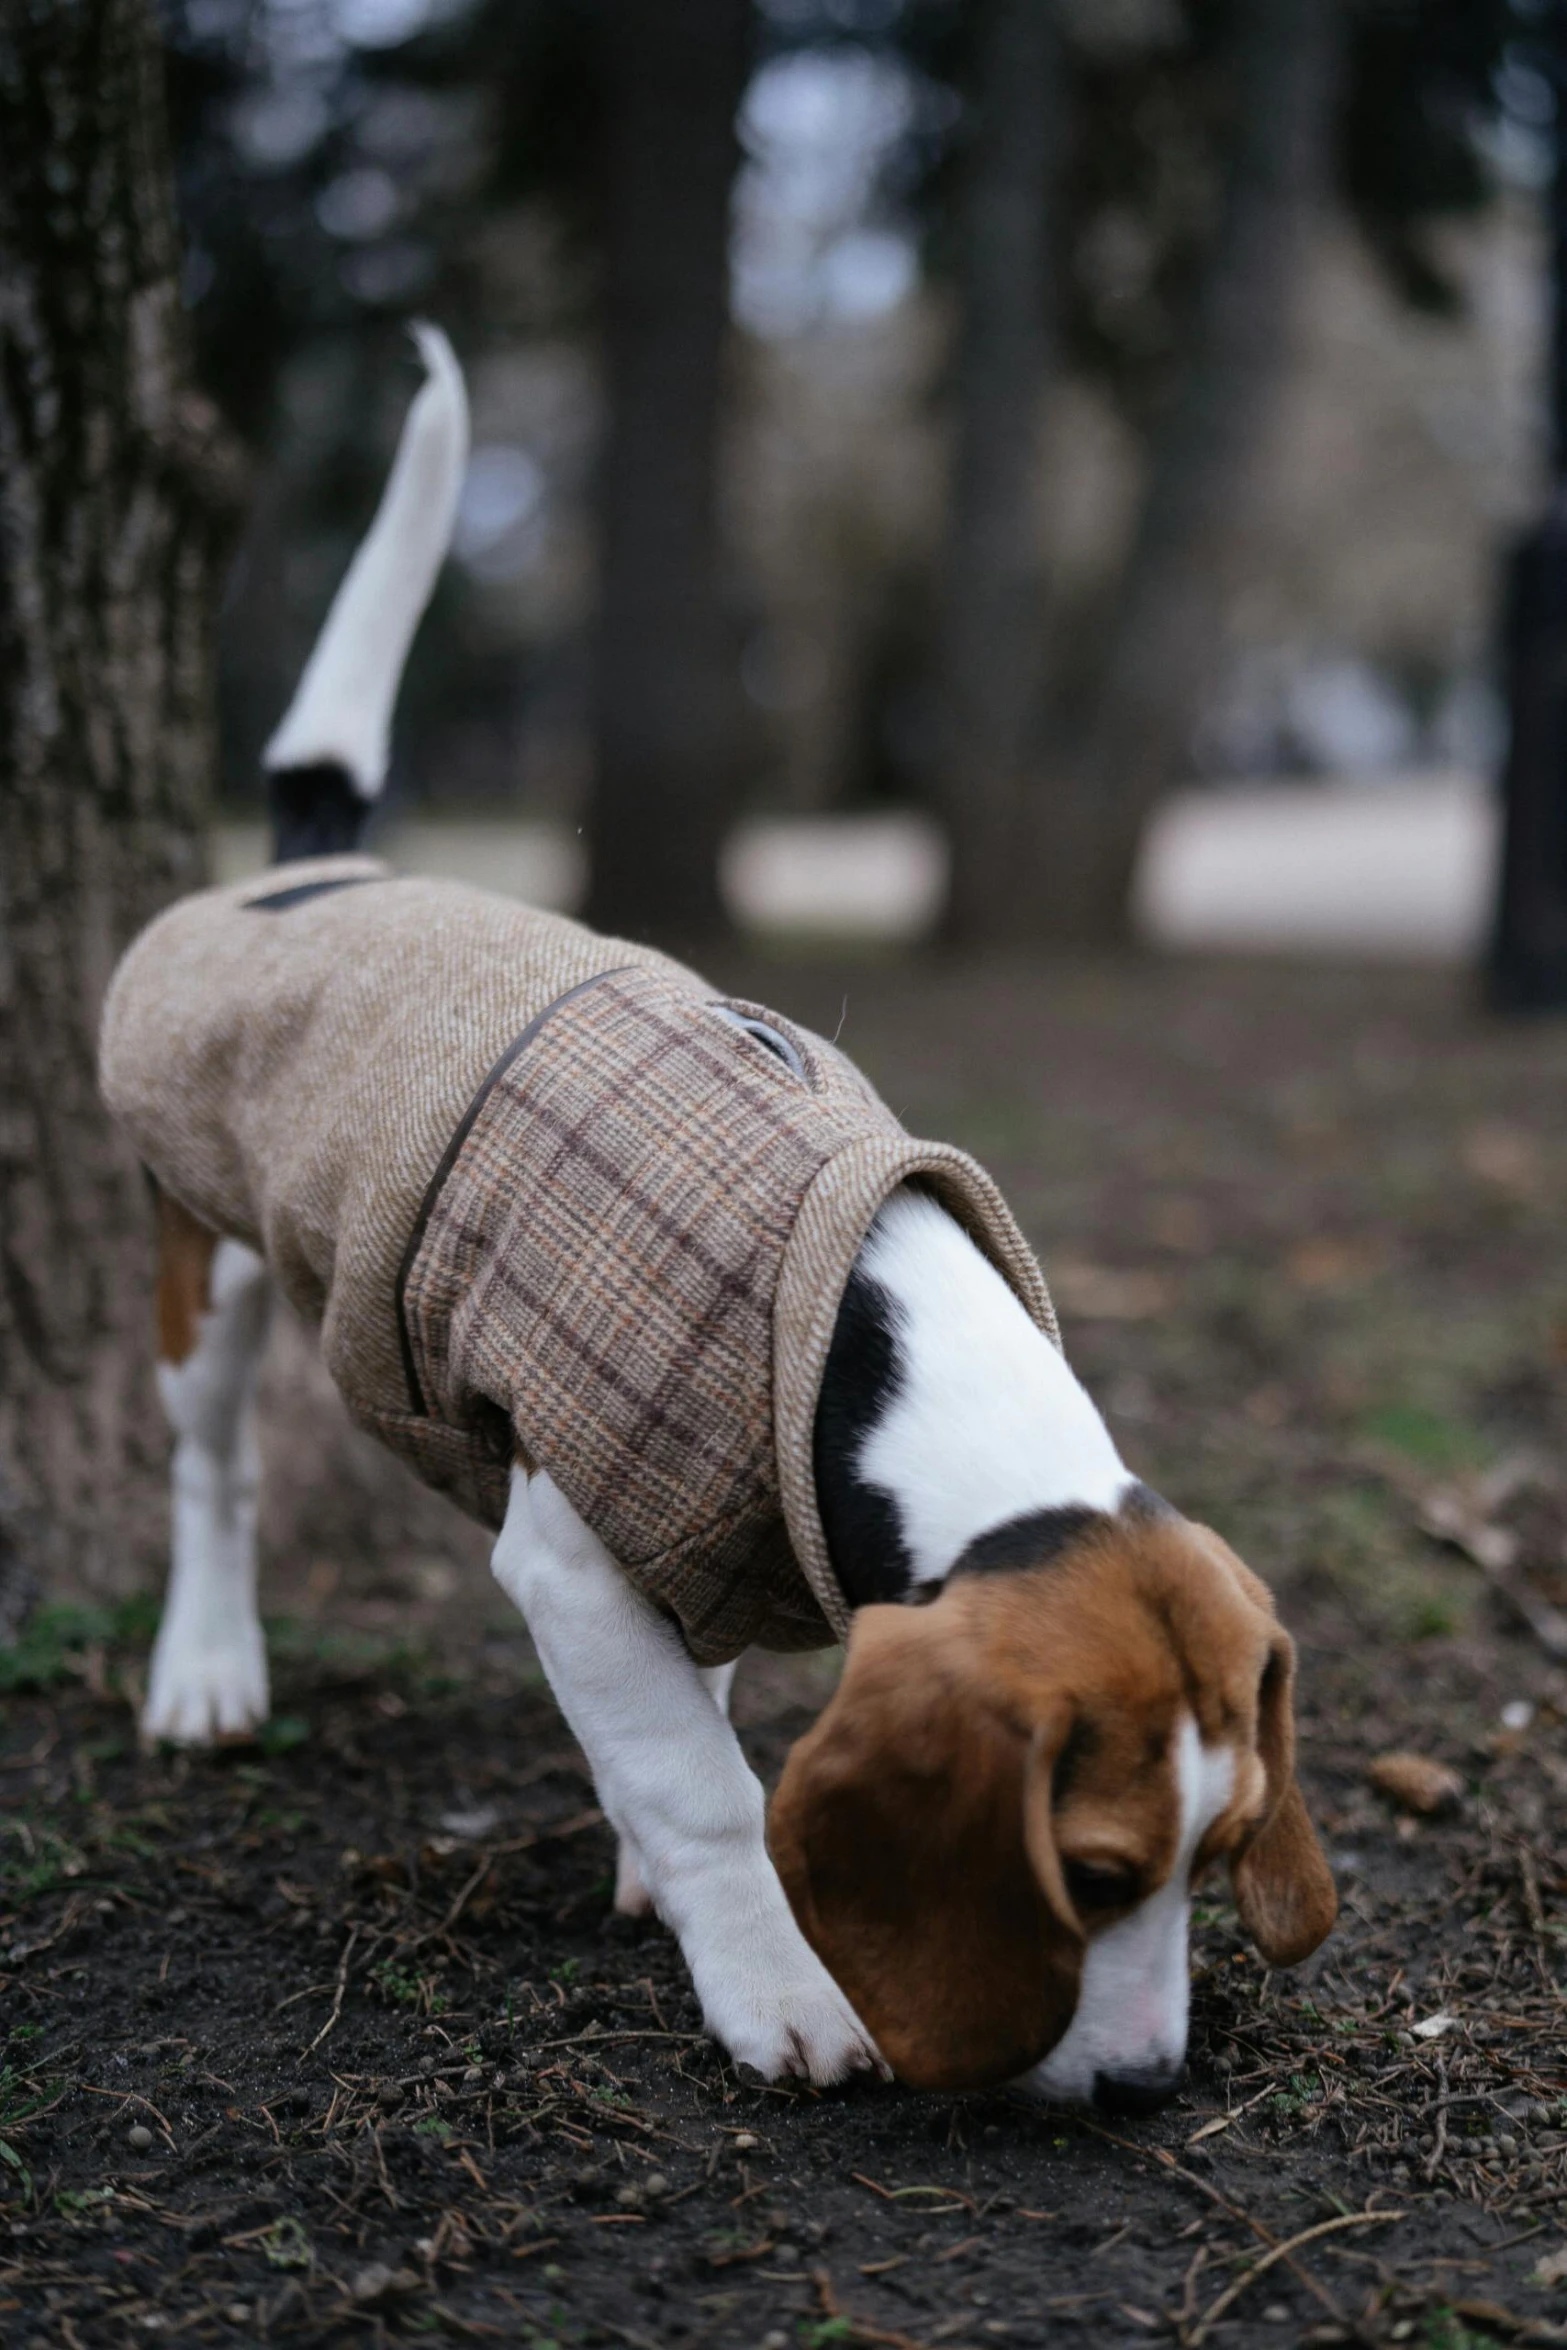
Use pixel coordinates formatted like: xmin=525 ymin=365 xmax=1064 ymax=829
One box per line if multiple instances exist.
xmin=1091 ymin=2062 xmax=1184 ymax=2117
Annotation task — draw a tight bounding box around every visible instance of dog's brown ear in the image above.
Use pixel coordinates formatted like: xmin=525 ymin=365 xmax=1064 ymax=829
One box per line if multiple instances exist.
xmin=769 ymin=1607 xmax=1083 ymax=2091
xmin=1231 ymin=1633 xmax=1337 ymax=1965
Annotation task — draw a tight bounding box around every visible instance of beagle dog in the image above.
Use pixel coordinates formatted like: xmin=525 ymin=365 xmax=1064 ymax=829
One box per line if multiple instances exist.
xmin=106 ymin=329 xmax=1336 ymax=2112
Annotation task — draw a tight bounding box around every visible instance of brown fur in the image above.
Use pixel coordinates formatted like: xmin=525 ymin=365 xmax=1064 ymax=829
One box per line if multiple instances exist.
xmin=769 ymin=1511 xmax=1337 ymax=2091
xmin=155 ymin=1189 xmax=219 ymax=1366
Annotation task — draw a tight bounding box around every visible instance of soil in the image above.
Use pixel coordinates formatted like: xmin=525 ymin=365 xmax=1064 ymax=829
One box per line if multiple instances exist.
xmin=5 ymin=953 xmax=1567 ymax=2350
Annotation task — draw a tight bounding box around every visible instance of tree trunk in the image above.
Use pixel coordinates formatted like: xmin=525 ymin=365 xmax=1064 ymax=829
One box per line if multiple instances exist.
xmin=935 ymin=0 xmax=1063 ymax=948
xmin=1018 ymin=0 xmax=1341 ymax=949
xmin=584 ymin=0 xmax=749 ymax=944
xmin=0 ymin=0 xmax=244 ymax=1601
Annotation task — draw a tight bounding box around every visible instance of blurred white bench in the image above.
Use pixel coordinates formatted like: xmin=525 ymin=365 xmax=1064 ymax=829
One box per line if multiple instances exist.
xmin=216 ymin=772 xmax=1497 ymax=959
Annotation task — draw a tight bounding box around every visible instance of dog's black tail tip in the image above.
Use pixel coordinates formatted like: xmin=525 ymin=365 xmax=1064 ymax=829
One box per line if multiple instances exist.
xmin=267 ymin=762 xmax=372 ymax=863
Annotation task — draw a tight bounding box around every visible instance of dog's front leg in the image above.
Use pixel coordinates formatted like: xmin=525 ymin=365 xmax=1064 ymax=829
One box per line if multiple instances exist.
xmin=492 ymin=1466 xmax=881 ymax=2088
xmin=612 ymin=1658 xmax=735 ymax=1919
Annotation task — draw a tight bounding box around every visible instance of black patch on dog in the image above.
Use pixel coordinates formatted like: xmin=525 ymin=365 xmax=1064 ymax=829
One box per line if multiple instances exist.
xmin=267 ymin=761 xmax=371 ymax=862
xmin=814 ymin=1266 xmax=914 ymax=1607
xmin=950 ymin=1504 xmax=1108 ymax=1580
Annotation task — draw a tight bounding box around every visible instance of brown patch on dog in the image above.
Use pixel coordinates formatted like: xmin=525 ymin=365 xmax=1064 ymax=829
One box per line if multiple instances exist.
xmin=770 ymin=1509 xmax=1336 ymax=2090
xmin=155 ymin=1189 xmax=219 ymax=1365
xmin=769 ymin=1612 xmax=1084 ymax=2091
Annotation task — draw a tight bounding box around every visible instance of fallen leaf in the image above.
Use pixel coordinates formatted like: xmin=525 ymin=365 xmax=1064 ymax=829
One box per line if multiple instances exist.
xmin=1286 ymin=1237 xmax=1381 ymax=1290
xmin=1533 ymin=2248 xmax=1567 ymax=2290
xmin=1410 ymin=2012 xmax=1458 ymax=2040
xmin=1368 ymin=1751 xmax=1464 ymax=1817
xmin=1187 ymin=2116 xmax=1232 ymax=2146
xmin=1462 ymin=1122 xmax=1541 ymax=1197
xmin=1419 ymin=1488 xmax=1520 ymax=1576
xmin=439 ymin=1805 xmax=500 ymax=1839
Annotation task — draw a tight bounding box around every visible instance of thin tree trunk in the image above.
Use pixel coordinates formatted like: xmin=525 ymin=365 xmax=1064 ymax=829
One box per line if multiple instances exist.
xmin=0 ymin=0 xmax=244 ymax=1601
xmin=936 ymin=0 xmax=1062 ymax=948
xmin=1020 ymin=0 xmax=1341 ymax=948
xmin=584 ymin=0 xmax=749 ymax=943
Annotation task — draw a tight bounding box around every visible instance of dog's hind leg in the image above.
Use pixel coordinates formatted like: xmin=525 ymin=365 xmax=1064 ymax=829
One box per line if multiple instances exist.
xmin=613 ymin=1661 xmax=737 ymax=1918
xmin=141 ymin=1191 xmax=272 ymax=1745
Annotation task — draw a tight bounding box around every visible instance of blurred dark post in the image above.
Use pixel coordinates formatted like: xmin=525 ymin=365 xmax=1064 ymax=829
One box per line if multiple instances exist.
xmin=1488 ymin=19 xmax=1567 ymax=1010
xmin=584 ymin=0 xmax=749 ymax=942
xmin=0 ymin=0 xmax=242 ymax=1598
xmin=935 ymin=0 xmax=1061 ymax=947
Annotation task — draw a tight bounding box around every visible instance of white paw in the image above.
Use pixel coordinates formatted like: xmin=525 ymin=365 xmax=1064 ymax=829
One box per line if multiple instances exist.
xmin=614 ymin=1837 xmax=654 ymax=1919
xmin=696 ymin=1951 xmax=885 ymax=2087
xmin=141 ymin=1627 xmax=269 ymax=1746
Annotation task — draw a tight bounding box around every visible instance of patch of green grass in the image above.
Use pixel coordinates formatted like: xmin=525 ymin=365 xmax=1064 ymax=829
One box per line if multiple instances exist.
xmin=1268 ymin=2071 xmax=1320 ymax=2118
xmin=0 ymin=1595 xmax=157 ymax=1694
xmin=1401 ymin=1591 xmax=1462 ymax=1641
xmin=1425 ymin=2310 xmax=1504 ymax=2350
xmin=0 ymin=2066 xmax=58 ymax=2133
xmin=1359 ymin=1402 xmax=1487 ymax=1472
xmin=0 ymin=1821 xmax=87 ymax=1904
xmin=935 ymin=1101 xmax=1038 ymax=1159
xmin=256 ymin=1715 xmax=309 ymax=1755
xmin=259 ymin=2215 xmax=312 ymax=2270
xmin=370 ymin=1960 xmax=424 ymax=2008
xmin=0 ymin=2061 xmax=56 ymax=2208
xmin=801 ymin=2321 xmax=854 ymax=2349
xmin=262 ymin=1616 xmax=385 ymax=1668
xmin=550 ymin=1957 xmax=581 ymax=1985
xmin=370 ymin=1959 xmax=448 ymax=2015
xmin=412 ymin=2115 xmax=453 ymax=2144
xmin=104 ymin=1825 xmax=159 ymax=1863
xmin=0 ymin=2135 xmax=32 ymax=2205
xmin=55 ymin=2186 xmax=114 ymax=2219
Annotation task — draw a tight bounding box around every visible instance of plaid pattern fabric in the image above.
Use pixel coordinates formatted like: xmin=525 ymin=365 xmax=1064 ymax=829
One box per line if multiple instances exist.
xmin=400 ymin=967 xmax=1058 ymax=1661
xmin=102 ymin=863 xmax=1057 ymax=1664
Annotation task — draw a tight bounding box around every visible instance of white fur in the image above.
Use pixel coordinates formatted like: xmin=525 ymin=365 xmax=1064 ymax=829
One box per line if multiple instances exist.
xmin=855 ymin=1190 xmax=1130 ymax=1583
xmin=142 ymin=1241 xmax=271 ymax=1745
xmin=491 ymin=1466 xmax=882 ymax=2087
xmin=263 ymin=322 xmax=469 ymax=795
xmin=613 ymin=1660 xmax=736 ymax=1918
xmin=1028 ymin=1716 xmax=1233 ymax=2104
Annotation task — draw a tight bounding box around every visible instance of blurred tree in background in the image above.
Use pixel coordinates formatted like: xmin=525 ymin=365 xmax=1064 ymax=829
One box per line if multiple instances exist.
xmin=160 ymin=0 xmax=1534 ymax=947
xmin=585 ymin=0 xmax=750 ymax=940
xmin=0 ymin=0 xmax=244 ymax=1600
xmin=930 ymin=0 xmax=1519 ymax=943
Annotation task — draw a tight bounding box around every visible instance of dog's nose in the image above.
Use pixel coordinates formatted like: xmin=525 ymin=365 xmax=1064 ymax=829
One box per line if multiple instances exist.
xmin=1092 ymin=2062 xmax=1184 ymax=2117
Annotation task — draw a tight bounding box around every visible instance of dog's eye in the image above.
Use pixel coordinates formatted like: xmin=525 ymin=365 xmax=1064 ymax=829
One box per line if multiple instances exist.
xmin=1063 ymin=1860 xmax=1142 ymax=1912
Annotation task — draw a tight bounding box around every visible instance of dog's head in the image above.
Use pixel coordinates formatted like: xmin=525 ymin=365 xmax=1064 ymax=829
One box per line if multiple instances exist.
xmin=769 ymin=1499 xmax=1336 ymax=2101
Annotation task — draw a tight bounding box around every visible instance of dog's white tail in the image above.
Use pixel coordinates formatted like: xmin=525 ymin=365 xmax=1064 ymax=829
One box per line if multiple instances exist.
xmin=263 ymin=323 xmax=468 ymax=852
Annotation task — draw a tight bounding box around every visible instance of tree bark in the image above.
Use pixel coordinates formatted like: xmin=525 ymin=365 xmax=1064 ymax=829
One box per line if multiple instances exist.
xmin=1017 ymin=0 xmax=1341 ymax=948
xmin=935 ymin=0 xmax=1063 ymax=948
xmin=0 ymin=0 xmax=244 ymax=1600
xmin=583 ymin=0 xmax=749 ymax=943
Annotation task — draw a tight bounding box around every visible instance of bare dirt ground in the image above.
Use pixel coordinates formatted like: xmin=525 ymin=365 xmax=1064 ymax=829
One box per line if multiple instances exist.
xmin=4 ymin=953 xmax=1567 ymax=2350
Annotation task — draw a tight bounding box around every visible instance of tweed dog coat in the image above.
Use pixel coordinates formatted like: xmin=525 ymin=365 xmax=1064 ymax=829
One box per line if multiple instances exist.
xmin=101 ymin=858 xmax=1059 ymax=1663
